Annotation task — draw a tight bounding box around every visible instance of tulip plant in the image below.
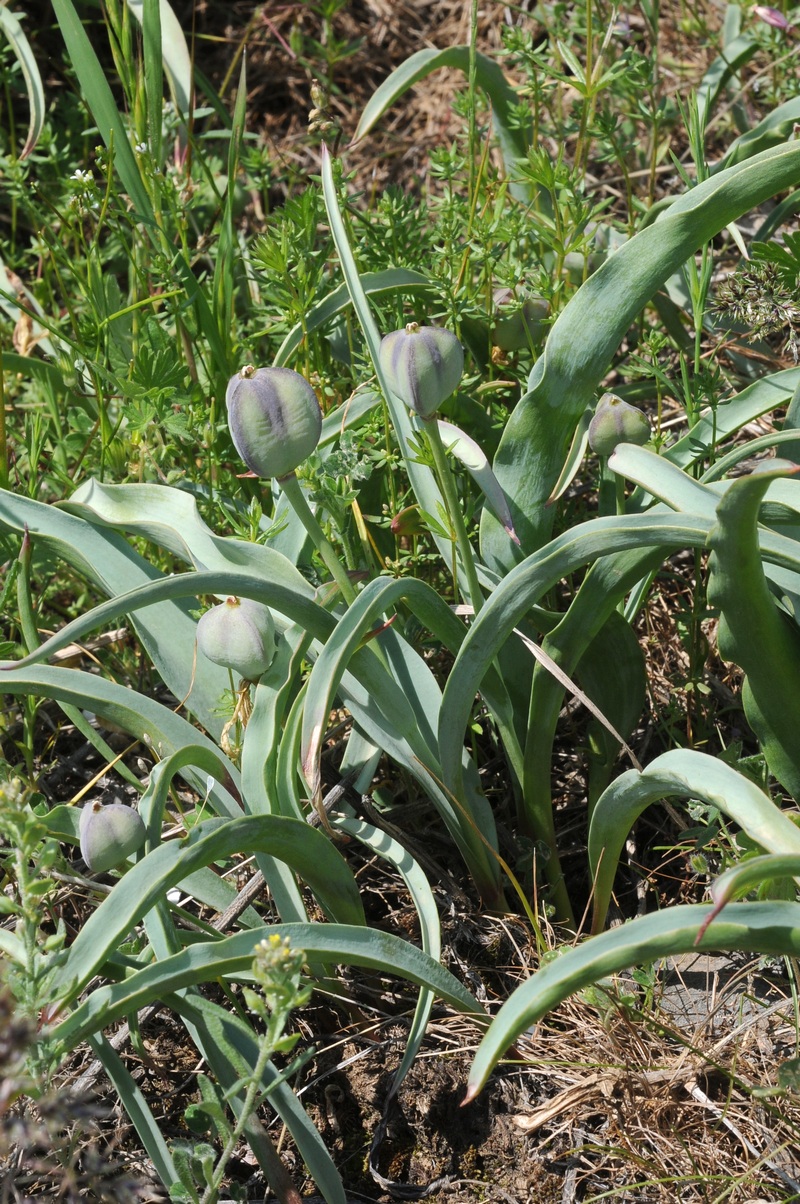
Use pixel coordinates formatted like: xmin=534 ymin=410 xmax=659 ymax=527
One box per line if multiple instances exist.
xmin=5 ymin=0 xmax=800 ymax=1197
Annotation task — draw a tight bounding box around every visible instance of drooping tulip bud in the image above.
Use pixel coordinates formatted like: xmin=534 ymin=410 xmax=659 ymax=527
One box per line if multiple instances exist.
xmin=379 ymin=323 xmax=464 ymax=418
xmin=588 ymin=393 xmax=651 ymax=458
xmin=226 ymin=366 xmax=322 ymax=480
xmin=79 ymin=801 xmax=146 ymax=873
xmin=196 ymin=596 xmax=276 ymax=681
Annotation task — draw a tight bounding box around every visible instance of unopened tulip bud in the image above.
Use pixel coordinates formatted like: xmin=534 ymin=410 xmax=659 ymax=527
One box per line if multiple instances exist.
xmin=197 ymin=596 xmax=276 ymax=681
xmin=226 ymin=366 xmax=322 ymax=480
xmin=588 ymin=393 xmax=651 ymax=458
xmin=492 ymin=294 xmax=549 ymax=351
xmin=79 ymin=801 xmax=146 ymax=873
xmin=379 ymin=323 xmax=464 ymax=418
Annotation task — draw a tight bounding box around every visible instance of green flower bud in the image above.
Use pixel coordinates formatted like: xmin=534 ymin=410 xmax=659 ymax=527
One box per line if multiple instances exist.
xmin=492 ymin=294 xmax=550 ymax=351
xmin=390 ymin=504 xmax=426 ymax=537
xmin=226 ymin=366 xmax=322 ymax=480
xmin=79 ymin=801 xmax=146 ymax=873
xmin=197 ymin=596 xmax=276 ymax=681
xmin=588 ymin=393 xmax=651 ymax=458
xmin=379 ymin=323 xmax=464 ymax=418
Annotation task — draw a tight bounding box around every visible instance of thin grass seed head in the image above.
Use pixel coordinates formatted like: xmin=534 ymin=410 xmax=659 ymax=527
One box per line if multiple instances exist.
xmin=379 ymin=322 xmax=464 ymax=418
xmin=226 ymin=365 xmax=322 ymax=480
xmin=196 ymin=596 xmax=277 ymax=681
xmin=588 ymin=392 xmax=651 ymax=458
xmin=79 ymin=802 xmax=146 ymax=873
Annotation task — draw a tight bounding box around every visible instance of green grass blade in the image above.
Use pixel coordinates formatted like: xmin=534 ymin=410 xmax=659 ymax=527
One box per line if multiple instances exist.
xmin=87 ymin=1033 xmax=178 ymax=1189
xmin=213 ymin=52 xmax=246 ymax=345
xmin=319 ymin=146 xmax=454 ymax=571
xmin=335 ymin=814 xmax=440 ymax=1095
xmin=353 ymin=47 xmax=531 ymax=200
xmin=696 ymin=32 xmax=757 ymax=129
xmin=141 ymin=0 xmax=163 ymax=163
xmin=465 ymin=901 xmax=800 ymax=1102
xmin=588 ymin=749 xmax=800 ymax=933
xmin=273 ymin=269 xmax=433 ymax=368
xmin=50 ymin=0 xmax=153 ymax=220
xmin=127 ymin=0 xmax=192 ymax=116
xmin=173 ymin=994 xmax=348 ymax=1204
xmin=0 ymin=6 xmax=45 ymax=159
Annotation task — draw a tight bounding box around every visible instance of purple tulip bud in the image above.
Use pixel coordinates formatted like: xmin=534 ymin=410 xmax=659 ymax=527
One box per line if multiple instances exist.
xmin=226 ymin=366 xmax=322 ymax=480
xmin=379 ymin=323 xmax=464 ymax=418
xmin=754 ymin=5 xmax=791 ymax=29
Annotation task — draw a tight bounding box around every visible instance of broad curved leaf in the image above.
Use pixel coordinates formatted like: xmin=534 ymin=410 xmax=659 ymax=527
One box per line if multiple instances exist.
xmin=440 ymin=513 xmax=712 ymax=805
xmin=588 ymin=749 xmax=800 ymax=932
xmin=0 ymin=5 xmax=45 ymax=158
xmin=466 ymin=901 xmax=800 ymax=1101
xmin=0 ymin=487 xmax=240 ymax=736
xmin=708 ymin=467 xmax=800 ymax=799
xmin=53 ymin=816 xmax=365 ymax=1004
xmin=54 ymin=921 xmax=483 ymax=1054
xmin=481 ymin=140 xmax=800 ymax=569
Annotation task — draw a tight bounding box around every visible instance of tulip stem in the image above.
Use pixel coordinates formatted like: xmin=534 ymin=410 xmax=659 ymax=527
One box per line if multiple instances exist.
xmin=279 ymin=473 xmax=358 ymax=605
xmin=425 ymin=420 xmax=484 ymax=614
